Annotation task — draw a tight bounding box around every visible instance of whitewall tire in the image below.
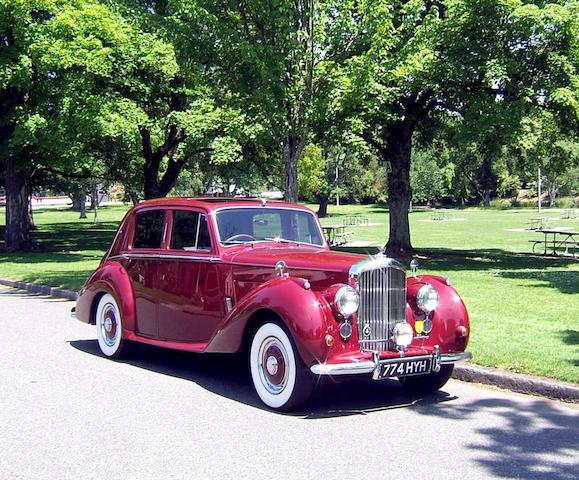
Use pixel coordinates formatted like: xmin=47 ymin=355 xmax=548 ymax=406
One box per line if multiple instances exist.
xmin=249 ymin=322 xmax=314 ymax=411
xmin=95 ymin=293 xmax=126 ymax=358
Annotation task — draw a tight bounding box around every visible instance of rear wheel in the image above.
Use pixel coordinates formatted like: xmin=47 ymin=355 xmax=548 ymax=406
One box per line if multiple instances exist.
xmin=249 ymin=322 xmax=314 ymax=411
xmin=399 ymin=365 xmax=454 ymax=394
xmin=95 ymin=293 xmax=127 ymax=358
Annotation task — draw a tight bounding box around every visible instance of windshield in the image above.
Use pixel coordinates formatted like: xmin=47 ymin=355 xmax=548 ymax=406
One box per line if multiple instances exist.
xmin=216 ymin=208 xmax=324 ymax=246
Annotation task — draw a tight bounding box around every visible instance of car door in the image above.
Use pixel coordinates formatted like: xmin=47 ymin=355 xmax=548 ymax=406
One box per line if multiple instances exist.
xmin=123 ymin=208 xmax=166 ymax=338
xmin=156 ymin=209 xmax=223 ymax=343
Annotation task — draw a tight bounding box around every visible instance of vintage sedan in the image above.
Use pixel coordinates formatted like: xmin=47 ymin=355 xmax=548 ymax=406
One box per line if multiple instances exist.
xmin=73 ymin=198 xmax=471 ymax=410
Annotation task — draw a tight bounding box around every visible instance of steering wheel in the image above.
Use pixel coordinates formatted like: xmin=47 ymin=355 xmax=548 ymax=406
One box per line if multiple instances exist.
xmin=224 ymin=233 xmax=256 ymax=243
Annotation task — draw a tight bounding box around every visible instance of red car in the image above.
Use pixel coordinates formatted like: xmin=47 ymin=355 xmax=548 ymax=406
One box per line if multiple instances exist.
xmin=73 ymin=198 xmax=471 ymax=410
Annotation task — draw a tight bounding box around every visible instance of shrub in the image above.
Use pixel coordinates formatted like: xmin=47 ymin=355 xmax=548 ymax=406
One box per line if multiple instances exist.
xmin=554 ymin=197 xmax=577 ymax=209
xmin=489 ymin=198 xmax=512 ymax=209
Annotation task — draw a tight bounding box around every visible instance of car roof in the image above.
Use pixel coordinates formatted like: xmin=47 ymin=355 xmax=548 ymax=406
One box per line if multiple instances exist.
xmin=133 ymin=197 xmax=315 ymax=213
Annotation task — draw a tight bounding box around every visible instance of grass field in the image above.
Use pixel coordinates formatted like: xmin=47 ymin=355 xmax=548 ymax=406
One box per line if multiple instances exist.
xmin=1 ymin=203 xmax=578 ymax=383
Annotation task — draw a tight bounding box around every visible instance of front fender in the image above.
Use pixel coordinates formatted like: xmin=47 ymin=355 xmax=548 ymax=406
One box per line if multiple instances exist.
xmin=407 ymin=274 xmax=470 ymax=353
xmin=205 ymin=276 xmax=332 ymax=366
xmin=75 ymin=261 xmax=136 ymax=333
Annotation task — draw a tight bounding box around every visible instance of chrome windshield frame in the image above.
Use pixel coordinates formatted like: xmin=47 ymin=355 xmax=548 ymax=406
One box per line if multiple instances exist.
xmin=213 ymin=206 xmax=326 ymax=249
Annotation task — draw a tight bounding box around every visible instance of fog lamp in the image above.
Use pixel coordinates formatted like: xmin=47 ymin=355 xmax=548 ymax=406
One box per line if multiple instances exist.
xmin=392 ymin=322 xmax=413 ymax=348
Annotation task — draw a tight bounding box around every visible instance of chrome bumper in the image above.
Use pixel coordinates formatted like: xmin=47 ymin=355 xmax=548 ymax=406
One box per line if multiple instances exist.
xmin=310 ymin=349 xmax=472 ymax=376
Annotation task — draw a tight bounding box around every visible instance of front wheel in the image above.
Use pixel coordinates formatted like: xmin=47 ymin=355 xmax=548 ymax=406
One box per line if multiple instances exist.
xmin=399 ymin=364 xmax=454 ymax=394
xmin=249 ymin=322 xmax=314 ymax=411
xmin=95 ymin=293 xmax=127 ymax=358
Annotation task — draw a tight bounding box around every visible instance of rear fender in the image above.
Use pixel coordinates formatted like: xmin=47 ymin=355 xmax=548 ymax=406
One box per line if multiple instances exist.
xmin=75 ymin=261 xmax=136 ymax=333
xmin=205 ymin=276 xmax=331 ymax=366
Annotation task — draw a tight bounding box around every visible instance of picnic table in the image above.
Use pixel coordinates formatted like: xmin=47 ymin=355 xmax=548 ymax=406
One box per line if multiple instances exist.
xmin=342 ymin=215 xmax=369 ymax=226
xmin=561 ymin=209 xmax=577 ymax=219
xmin=527 ymin=217 xmax=554 ymax=230
xmin=322 ymin=224 xmax=353 ymax=246
xmin=530 ymin=229 xmax=579 ymax=257
xmin=432 ymin=210 xmax=454 ymax=221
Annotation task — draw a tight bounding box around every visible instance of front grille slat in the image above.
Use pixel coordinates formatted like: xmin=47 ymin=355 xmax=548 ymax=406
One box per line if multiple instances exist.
xmin=356 ymin=261 xmax=407 ymax=352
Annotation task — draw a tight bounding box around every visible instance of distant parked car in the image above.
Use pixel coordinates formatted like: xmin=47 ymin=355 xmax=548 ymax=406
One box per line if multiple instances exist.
xmin=73 ymin=197 xmax=471 ymax=410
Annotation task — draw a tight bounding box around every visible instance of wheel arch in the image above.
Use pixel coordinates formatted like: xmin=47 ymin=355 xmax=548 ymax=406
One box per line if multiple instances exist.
xmin=205 ymin=276 xmax=332 ymax=366
xmin=75 ymin=261 xmax=136 ymax=332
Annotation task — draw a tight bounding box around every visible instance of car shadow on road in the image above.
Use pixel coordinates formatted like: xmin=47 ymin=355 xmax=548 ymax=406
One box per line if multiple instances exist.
xmin=69 ymin=339 xmax=456 ymax=416
xmin=70 ymin=339 xmax=579 ymax=479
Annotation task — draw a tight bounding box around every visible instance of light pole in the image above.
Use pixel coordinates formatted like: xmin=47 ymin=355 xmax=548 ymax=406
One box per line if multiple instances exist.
xmin=538 ymin=167 xmax=542 ymax=213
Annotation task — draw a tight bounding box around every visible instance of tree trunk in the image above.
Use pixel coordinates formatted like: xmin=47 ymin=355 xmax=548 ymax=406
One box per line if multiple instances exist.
xmin=546 ymin=177 xmax=558 ymax=207
xmin=317 ymin=194 xmax=329 ymax=218
xmin=383 ymin=123 xmax=414 ymax=257
xmin=483 ymin=189 xmax=491 ymax=208
xmin=4 ymin=156 xmax=34 ymax=251
xmin=282 ymin=135 xmax=303 ymax=204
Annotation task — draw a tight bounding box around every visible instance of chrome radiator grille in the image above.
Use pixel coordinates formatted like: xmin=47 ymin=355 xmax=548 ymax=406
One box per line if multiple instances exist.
xmin=356 ymin=263 xmax=407 ymax=352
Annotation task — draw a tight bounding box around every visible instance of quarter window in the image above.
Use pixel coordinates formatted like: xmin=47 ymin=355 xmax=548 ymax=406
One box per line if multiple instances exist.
xmin=170 ymin=210 xmax=212 ymax=251
xmin=133 ymin=210 xmax=165 ymax=249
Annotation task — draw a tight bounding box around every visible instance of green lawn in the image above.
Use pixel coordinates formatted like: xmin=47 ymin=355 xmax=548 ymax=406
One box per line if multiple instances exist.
xmin=1 ymin=203 xmax=578 ymax=383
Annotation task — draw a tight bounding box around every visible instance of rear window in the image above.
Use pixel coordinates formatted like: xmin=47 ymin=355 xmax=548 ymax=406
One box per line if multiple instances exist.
xmin=133 ymin=210 xmax=165 ymax=249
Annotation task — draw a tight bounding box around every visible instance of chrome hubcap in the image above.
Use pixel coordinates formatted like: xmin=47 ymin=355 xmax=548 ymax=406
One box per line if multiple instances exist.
xmin=100 ymin=304 xmax=117 ymax=347
xmin=258 ymin=337 xmax=288 ymax=395
xmin=266 ymin=355 xmax=279 ymax=376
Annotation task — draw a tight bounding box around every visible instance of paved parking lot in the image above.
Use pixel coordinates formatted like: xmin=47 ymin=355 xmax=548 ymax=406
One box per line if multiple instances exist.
xmin=1 ymin=286 xmax=577 ymax=480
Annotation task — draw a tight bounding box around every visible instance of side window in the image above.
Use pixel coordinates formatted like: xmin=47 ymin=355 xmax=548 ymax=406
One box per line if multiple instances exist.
xmin=171 ymin=210 xmax=212 ymax=251
xmin=134 ymin=210 xmax=165 ymax=249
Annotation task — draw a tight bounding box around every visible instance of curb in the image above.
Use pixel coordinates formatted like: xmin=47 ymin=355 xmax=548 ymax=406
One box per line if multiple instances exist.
xmin=0 ymin=278 xmax=78 ymax=301
xmin=453 ymin=364 xmax=579 ymax=403
xmin=0 ymin=278 xmax=577 ymax=402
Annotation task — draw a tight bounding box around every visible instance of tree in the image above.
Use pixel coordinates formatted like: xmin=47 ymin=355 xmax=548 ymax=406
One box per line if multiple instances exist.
xmin=513 ymin=111 xmax=579 ymax=206
xmin=341 ymin=0 xmax=579 ymax=255
xmin=203 ymin=0 xmax=325 ymax=203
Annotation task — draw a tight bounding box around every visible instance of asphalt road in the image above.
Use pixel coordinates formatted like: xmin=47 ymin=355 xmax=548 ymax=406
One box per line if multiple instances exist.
xmin=1 ymin=286 xmax=577 ymax=480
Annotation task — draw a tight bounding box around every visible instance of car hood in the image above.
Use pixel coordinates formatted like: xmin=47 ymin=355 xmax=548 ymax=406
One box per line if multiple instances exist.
xmin=224 ymin=244 xmax=366 ymax=273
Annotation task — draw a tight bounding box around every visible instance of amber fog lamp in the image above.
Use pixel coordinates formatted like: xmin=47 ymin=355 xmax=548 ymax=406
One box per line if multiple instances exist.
xmin=334 ymin=285 xmax=359 ymax=317
xmin=416 ymin=284 xmax=439 ymax=313
xmin=392 ymin=322 xmax=413 ymax=348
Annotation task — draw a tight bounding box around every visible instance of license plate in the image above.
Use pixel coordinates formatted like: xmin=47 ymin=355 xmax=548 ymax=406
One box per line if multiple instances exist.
xmin=376 ymin=357 xmax=432 ymax=379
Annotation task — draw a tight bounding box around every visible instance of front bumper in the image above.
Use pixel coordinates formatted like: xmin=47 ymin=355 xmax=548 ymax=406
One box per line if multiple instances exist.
xmin=310 ymin=349 xmax=472 ymax=377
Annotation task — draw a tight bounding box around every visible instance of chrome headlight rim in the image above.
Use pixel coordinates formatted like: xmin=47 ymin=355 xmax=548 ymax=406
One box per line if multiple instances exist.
xmin=416 ymin=284 xmax=440 ymax=313
xmin=334 ymin=285 xmax=360 ymax=317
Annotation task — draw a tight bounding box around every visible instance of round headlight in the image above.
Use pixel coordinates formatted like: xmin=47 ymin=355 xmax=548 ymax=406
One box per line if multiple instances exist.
xmin=392 ymin=322 xmax=413 ymax=347
xmin=334 ymin=285 xmax=359 ymax=317
xmin=417 ymin=284 xmax=439 ymax=313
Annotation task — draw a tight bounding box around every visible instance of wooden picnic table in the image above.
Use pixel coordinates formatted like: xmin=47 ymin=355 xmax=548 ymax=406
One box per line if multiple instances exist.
xmin=530 ymin=229 xmax=579 ymax=257
xmin=527 ymin=217 xmax=554 ymax=230
xmin=322 ymin=224 xmax=353 ymax=246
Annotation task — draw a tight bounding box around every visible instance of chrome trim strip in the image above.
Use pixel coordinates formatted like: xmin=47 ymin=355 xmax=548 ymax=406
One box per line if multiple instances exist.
xmin=108 ymin=253 xmax=221 ymax=262
xmin=310 ymin=351 xmax=472 ymax=376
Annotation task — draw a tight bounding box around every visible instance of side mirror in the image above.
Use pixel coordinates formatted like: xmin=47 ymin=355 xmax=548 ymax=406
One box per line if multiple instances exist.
xmin=410 ymin=259 xmax=419 ymax=277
